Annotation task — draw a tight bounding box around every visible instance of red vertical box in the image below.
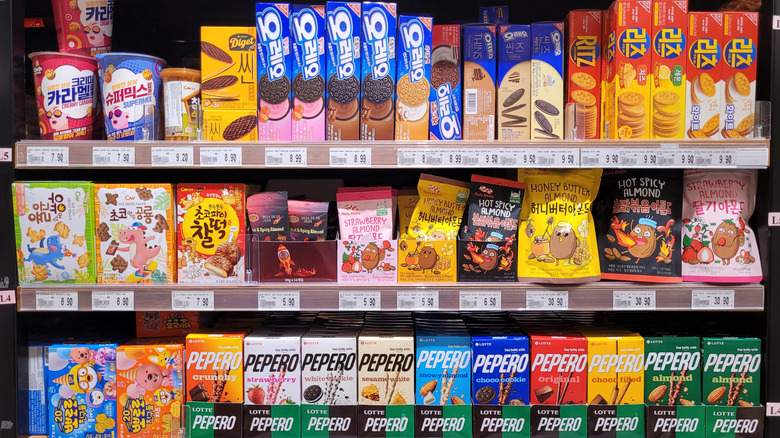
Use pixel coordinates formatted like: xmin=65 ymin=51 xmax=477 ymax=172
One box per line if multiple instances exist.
xmin=528 ymin=329 xmax=588 ymax=405
xmin=566 ymin=10 xmax=602 ymax=139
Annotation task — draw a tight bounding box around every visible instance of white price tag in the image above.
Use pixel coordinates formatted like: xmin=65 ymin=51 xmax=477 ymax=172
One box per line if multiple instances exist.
xmin=339 ymin=291 xmax=381 ymax=310
xmin=0 ymin=148 xmax=12 ymax=162
xmin=496 ymin=149 xmax=519 ymax=167
xmin=618 ymin=149 xmax=642 ymax=167
xmin=665 ymin=148 xmax=697 ymax=167
xmin=396 ymin=148 xmax=445 ymax=166
xmin=258 ymin=291 xmax=300 ymax=310
xmin=535 ymin=148 xmax=579 ymax=167
xmin=200 ymin=147 xmax=242 ymax=167
xmin=443 ymin=149 xmax=490 ymax=167
xmin=151 ymin=147 xmax=194 ymax=167
xmin=92 ymin=291 xmax=134 ymax=311
xmin=0 ymin=290 xmax=15 ymax=305
xmin=26 ymin=146 xmax=69 ymax=166
xmin=694 ymin=150 xmax=715 ymax=167
xmin=613 ymin=290 xmax=656 ymax=310
xmin=265 ymin=147 xmax=307 ymax=167
xmin=713 ymin=149 xmax=736 ymax=167
xmin=397 ymin=148 xmax=424 ymax=166
xmin=397 ymin=291 xmax=439 ymax=310
xmin=526 ymin=291 xmax=569 ymax=310
xmin=171 ymin=290 xmax=214 ymax=310
xmin=36 ymin=291 xmax=78 ymax=311
xmin=769 ymin=213 xmax=780 ymax=227
xmin=459 ymin=291 xmax=501 ymax=310
xmin=329 ymin=148 xmax=371 ymax=167
xmin=733 ymin=147 xmax=768 ymax=168
xmin=691 ymin=290 xmax=735 ymax=309
xmin=637 ymin=149 xmax=661 ymax=166
xmin=581 ymin=148 xmax=620 ymax=168
xmin=93 ymin=147 xmax=135 ymax=166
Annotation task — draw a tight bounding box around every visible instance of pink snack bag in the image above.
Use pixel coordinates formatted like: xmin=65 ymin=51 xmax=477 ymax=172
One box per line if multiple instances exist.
xmin=337 ymin=189 xmax=394 ymax=240
xmin=681 ymin=169 xmax=762 ymax=282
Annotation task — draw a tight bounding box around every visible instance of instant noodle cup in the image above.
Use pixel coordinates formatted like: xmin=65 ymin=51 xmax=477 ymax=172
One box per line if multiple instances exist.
xmin=52 ymin=0 xmax=113 ymax=56
xmin=95 ymin=52 xmax=166 ymax=140
xmin=29 ymin=51 xmax=98 ymax=140
xmin=160 ymin=68 xmax=201 ymax=140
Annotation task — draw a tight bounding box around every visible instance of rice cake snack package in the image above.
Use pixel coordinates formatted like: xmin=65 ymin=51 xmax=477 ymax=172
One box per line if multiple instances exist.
xmin=395 ymin=15 xmax=433 ymax=140
xmin=360 ymin=2 xmax=397 ymax=140
xmin=650 ymin=0 xmax=688 ymax=139
xmin=13 ymin=182 xmax=95 ymax=284
xmin=681 ymin=169 xmax=761 ymax=282
xmin=95 ymin=183 xmax=175 ymax=283
xmin=430 ymin=24 xmax=463 ymax=140
xmin=598 ymin=169 xmax=682 ymax=283
xmin=566 ymin=10 xmax=602 ymax=139
xmin=256 ymin=3 xmax=292 ymax=140
xmin=247 ymin=191 xmax=290 ymax=242
xmin=721 ymin=12 xmax=758 ymax=139
xmin=463 ymin=24 xmax=497 ymax=140
xmin=497 ymin=24 xmax=531 ymax=140
xmin=326 ymin=1 xmax=362 ymax=140
xmin=517 ymin=169 xmax=601 ymax=283
xmin=405 ymin=174 xmax=469 ymax=241
xmin=685 ymin=12 xmax=724 ymax=140
xmin=531 ymin=22 xmax=565 ymax=140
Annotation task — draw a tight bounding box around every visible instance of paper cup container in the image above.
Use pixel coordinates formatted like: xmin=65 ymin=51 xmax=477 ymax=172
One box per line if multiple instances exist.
xmin=95 ymin=52 xmax=166 ymax=141
xmin=52 ymin=0 xmax=113 ymax=56
xmin=160 ymin=68 xmax=201 ymax=141
xmin=29 ymin=51 xmax=98 ymax=140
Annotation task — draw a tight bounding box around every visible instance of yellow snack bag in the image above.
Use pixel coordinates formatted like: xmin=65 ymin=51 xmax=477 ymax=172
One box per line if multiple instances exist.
xmin=397 ymin=189 xmax=419 ymax=238
xmin=518 ymin=168 xmax=602 ymax=283
xmin=405 ymin=174 xmax=469 ymax=241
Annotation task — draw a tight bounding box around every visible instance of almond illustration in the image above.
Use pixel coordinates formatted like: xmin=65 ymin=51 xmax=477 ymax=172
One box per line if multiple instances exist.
xmin=679 ymin=399 xmax=695 ymax=406
xmin=739 ymin=400 xmax=754 ymax=407
xmin=450 ymin=396 xmax=465 ymax=405
xmin=707 ymin=386 xmax=728 ymax=403
xmin=420 ymin=380 xmax=437 ymax=396
xmin=648 ymin=385 xmax=667 ymax=402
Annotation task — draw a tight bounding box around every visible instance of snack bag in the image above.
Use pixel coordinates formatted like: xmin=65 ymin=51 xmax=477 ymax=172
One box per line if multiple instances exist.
xmin=288 ymin=200 xmax=329 ymax=241
xmin=681 ymin=169 xmax=761 ymax=282
xmin=460 ymin=175 xmax=525 ymax=242
xmin=247 ymin=192 xmax=290 ymax=241
xmin=405 ymin=174 xmax=469 ymax=241
xmin=336 ymin=189 xmax=394 ymax=240
xmin=518 ymin=169 xmax=601 ymax=283
xmin=397 ymin=189 xmax=419 ymax=237
xmin=598 ymin=169 xmax=682 ymax=282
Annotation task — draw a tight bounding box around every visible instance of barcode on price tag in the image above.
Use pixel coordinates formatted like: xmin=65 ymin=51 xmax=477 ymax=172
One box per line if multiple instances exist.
xmin=580 ymin=148 xmax=619 ymax=168
xmin=329 ymin=148 xmax=371 ymax=167
xmin=339 ymin=291 xmax=381 ymax=310
xmin=36 ymin=291 xmax=78 ymax=311
xmin=613 ymin=290 xmax=656 ymax=310
xmin=26 ymin=146 xmax=69 ymax=166
xmin=397 ymin=291 xmax=439 ymax=310
xmin=460 ymin=291 xmax=501 ymax=310
xmin=265 ymin=147 xmax=307 ymax=167
xmin=691 ymin=290 xmax=735 ymax=309
xmin=258 ymin=291 xmax=300 ymax=310
xmin=526 ymin=291 xmax=568 ymax=310
xmin=151 ymin=147 xmax=194 ymax=166
xmin=92 ymin=291 xmax=134 ymax=311
xmin=397 ymin=148 xmax=423 ymax=166
xmin=200 ymin=147 xmax=242 ymax=167
xmin=93 ymin=147 xmax=135 ymax=166
xmin=497 ymin=149 xmax=519 ymax=167
xmin=171 ymin=291 xmax=214 ymax=310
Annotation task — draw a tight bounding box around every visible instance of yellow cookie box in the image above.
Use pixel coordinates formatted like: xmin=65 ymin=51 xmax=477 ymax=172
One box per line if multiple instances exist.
xmin=583 ymin=331 xmax=645 ymax=405
xmin=650 ymin=0 xmax=688 ymax=139
xmin=201 ymin=27 xmax=257 ymax=111
xmin=397 ymin=239 xmax=457 ymax=283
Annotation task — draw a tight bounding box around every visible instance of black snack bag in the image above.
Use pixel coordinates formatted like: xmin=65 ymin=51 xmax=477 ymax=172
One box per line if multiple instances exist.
xmin=460 ymin=175 xmax=525 ymax=242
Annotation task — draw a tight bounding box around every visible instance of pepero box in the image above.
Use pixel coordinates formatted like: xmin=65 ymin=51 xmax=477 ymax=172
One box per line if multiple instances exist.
xmin=360 ymin=2 xmax=397 ymax=140
xmin=531 ymin=21 xmax=565 ymax=140
xmin=338 ymin=239 xmax=398 ymax=283
xmin=395 ymin=15 xmax=433 ymax=140
xmin=585 ymin=332 xmax=645 ymax=405
xmin=566 ymin=10 xmax=602 ymax=140
xmin=685 ymin=12 xmax=724 ymax=140
xmin=326 ymin=1 xmax=362 ymax=140
xmin=256 ymin=3 xmax=292 ymax=140
xmin=201 ymin=27 xmax=257 ymax=111
xmin=291 ymin=4 xmax=327 ymax=141
xmin=463 ymin=24 xmax=497 ymax=140
xmin=497 ymin=24 xmax=531 ymax=141
xmin=650 ymin=0 xmax=688 ymax=139
xmin=185 ymin=332 xmax=246 ymax=403
xmin=721 ymin=12 xmax=758 ymax=139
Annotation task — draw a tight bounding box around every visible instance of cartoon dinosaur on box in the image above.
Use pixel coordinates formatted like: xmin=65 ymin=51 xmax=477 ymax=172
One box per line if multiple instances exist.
xmin=25 ymin=235 xmax=65 ymax=273
xmin=117 ymin=223 xmax=161 ymax=269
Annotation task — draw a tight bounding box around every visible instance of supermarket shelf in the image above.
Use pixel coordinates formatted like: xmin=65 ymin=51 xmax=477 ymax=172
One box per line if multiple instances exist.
xmin=16 ymin=282 xmax=763 ymax=312
xmin=15 ymin=139 xmax=770 ymax=169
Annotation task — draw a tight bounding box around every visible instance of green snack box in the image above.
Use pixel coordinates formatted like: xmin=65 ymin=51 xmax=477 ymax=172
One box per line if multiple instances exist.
xmin=702 ymin=338 xmax=761 ymax=406
xmin=645 ymin=337 xmax=702 ymax=405
xmin=646 ymin=405 xmax=706 ymax=438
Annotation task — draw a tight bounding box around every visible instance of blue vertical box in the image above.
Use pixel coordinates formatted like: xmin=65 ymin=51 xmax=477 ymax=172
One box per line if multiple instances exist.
xmin=531 ymin=21 xmax=564 ymax=140
xmin=498 ymin=24 xmax=531 ymax=140
xmin=479 ymin=6 xmax=509 ymax=25
xmin=471 ymin=335 xmax=530 ymax=406
xmin=326 ymin=1 xmax=362 ymax=140
xmin=256 ymin=3 xmax=293 ymax=141
xmin=416 ymin=331 xmax=472 ymax=405
xmin=395 ymin=15 xmax=433 ymax=140
xmin=463 ymin=24 xmax=497 ymax=140
xmin=25 ymin=342 xmax=49 ymax=435
xmin=430 ymin=24 xmax=462 ymax=140
xmin=291 ymin=4 xmax=327 ymax=141
xmin=360 ymin=2 xmax=397 ymax=140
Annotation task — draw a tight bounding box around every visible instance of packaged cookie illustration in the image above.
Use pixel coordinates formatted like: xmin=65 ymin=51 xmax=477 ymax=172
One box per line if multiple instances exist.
xmin=685 ymin=12 xmax=724 ymax=140
xmin=326 ymin=2 xmax=362 ymax=140
xmin=597 ymin=170 xmax=682 ymax=283
xmin=721 ymin=12 xmax=758 ymax=139
xmin=256 ymin=3 xmax=292 ymax=140
xmin=395 ymin=15 xmax=433 ymax=140
xmin=566 ymin=10 xmax=601 ymax=139
xmin=498 ymin=24 xmax=531 ymax=141
xmin=13 ymin=182 xmax=95 ymax=284
xmin=681 ymin=169 xmax=762 ymax=282
xmin=430 ymin=24 xmax=462 ymax=140
xmin=518 ymin=169 xmax=601 ymax=283
xmin=95 ymin=184 xmax=175 ymax=283
xmin=531 ymin=22 xmax=564 ymax=140
xmin=650 ymin=0 xmax=688 ymax=139
xmin=291 ymin=4 xmax=327 ymax=141
xmin=405 ymin=174 xmax=469 ymax=241
xmin=201 ymin=26 xmax=257 ymax=111
xmin=463 ymin=24 xmax=497 ymax=140
xmin=360 ymin=2 xmax=397 ymax=140
xmin=177 ymin=184 xmax=246 ymax=284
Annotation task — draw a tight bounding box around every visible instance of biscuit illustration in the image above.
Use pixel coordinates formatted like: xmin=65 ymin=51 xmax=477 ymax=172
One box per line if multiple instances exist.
xmin=571 ymin=72 xmax=596 ymax=90
xmin=534 ymin=99 xmax=560 ymax=116
xmin=77 ymin=252 xmax=91 ymax=269
xmin=362 ymin=74 xmax=394 ymax=104
xmin=328 ymin=74 xmax=360 ymax=105
xmin=733 ymin=72 xmax=751 ymax=97
xmin=201 ymin=41 xmax=233 ymax=64
xmin=293 ymin=73 xmax=325 ymax=103
xmin=135 ymin=187 xmax=153 ymax=201
xmin=54 ymin=221 xmax=70 ymax=239
xmin=27 ymin=227 xmax=45 ymax=243
xmin=202 ymin=75 xmax=238 ymax=91
xmin=105 ymin=193 xmax=118 ymax=205
xmin=222 ymin=115 xmax=258 ymax=141
xmin=45 ymin=69 xmax=55 ymax=80
xmin=534 ymin=111 xmax=553 ymax=133
xmin=431 ymin=61 xmax=460 ymax=88
xmin=699 ymin=72 xmax=716 ymax=97
xmin=503 ymin=88 xmax=525 ymax=107
xmin=259 ymin=73 xmax=291 ymax=105
xmin=142 ymin=69 xmax=153 ymax=81
xmin=397 ymin=74 xmax=430 ymax=107
xmin=571 ymin=90 xmax=596 ymax=107
xmin=111 ymin=255 xmax=128 ymax=273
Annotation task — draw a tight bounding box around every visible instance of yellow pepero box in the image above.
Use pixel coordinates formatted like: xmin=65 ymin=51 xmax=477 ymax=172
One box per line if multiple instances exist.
xmin=650 ymin=0 xmax=688 ymax=139
xmin=583 ymin=331 xmax=645 ymax=405
xmin=201 ymin=27 xmax=257 ymax=111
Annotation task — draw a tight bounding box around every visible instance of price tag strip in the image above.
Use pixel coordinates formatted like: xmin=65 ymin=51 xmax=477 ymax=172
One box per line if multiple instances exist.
xmin=329 ymin=147 xmax=372 ymax=167
xmin=526 ymin=290 xmax=569 ymax=310
xmin=258 ymin=291 xmax=300 ymax=310
xmin=151 ymin=146 xmax=194 ymax=167
xmin=459 ymin=291 xmax=501 ymax=310
xmin=26 ymin=146 xmax=69 ymax=167
xmin=171 ymin=290 xmax=214 ymax=310
xmin=691 ymin=289 xmax=735 ymax=309
xmin=200 ymin=146 xmax=242 ymax=167
xmin=93 ymin=146 xmax=135 ymax=167
xmin=265 ymin=147 xmax=307 ymax=167
xmin=613 ymin=290 xmax=656 ymax=310
xmin=92 ymin=291 xmax=134 ymax=311
xmin=580 ymin=148 xmax=620 ymax=168
xmin=397 ymin=290 xmax=439 ymax=310
xmin=339 ymin=291 xmax=381 ymax=310
xmin=36 ymin=291 xmax=79 ymax=311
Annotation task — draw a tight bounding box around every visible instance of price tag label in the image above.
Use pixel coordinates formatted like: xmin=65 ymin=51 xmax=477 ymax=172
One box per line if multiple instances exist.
xmin=36 ymin=291 xmax=78 ymax=311
xmin=200 ymin=147 xmax=242 ymax=167
xmin=713 ymin=149 xmax=736 ymax=167
xmin=443 ymin=149 xmax=491 ymax=167
xmin=733 ymin=147 xmax=768 ymax=168
xmin=460 ymin=291 xmax=501 ymax=310
xmin=618 ymin=149 xmax=643 ymax=167
xmin=171 ymin=291 xmax=214 ymax=310
xmin=329 ymin=148 xmax=371 ymax=167
xmin=613 ymin=290 xmax=656 ymax=310
xmin=536 ymin=148 xmax=579 ymax=167
xmin=496 ymin=149 xmax=519 ymax=167
xmin=0 ymin=148 xmax=12 ymax=162
xmin=26 ymin=146 xmax=69 ymax=166
xmin=258 ymin=291 xmax=300 ymax=310
xmin=0 ymin=290 xmax=15 ymax=305
xmin=93 ymin=146 xmax=135 ymax=166
xmin=396 ymin=148 xmax=446 ymax=166
xmin=397 ymin=291 xmax=439 ymax=310
xmin=691 ymin=290 xmax=735 ymax=309
xmin=151 ymin=147 xmax=194 ymax=167
xmin=339 ymin=291 xmax=381 ymax=310
xmin=581 ymin=148 xmax=620 ymax=168
xmin=768 ymin=213 xmax=780 ymax=227
xmin=265 ymin=147 xmax=307 ymax=167
xmin=694 ymin=150 xmax=716 ymax=167
xmin=672 ymin=148 xmax=697 ymax=167
xmin=526 ymin=291 xmax=569 ymax=310
xmin=92 ymin=291 xmax=134 ymax=311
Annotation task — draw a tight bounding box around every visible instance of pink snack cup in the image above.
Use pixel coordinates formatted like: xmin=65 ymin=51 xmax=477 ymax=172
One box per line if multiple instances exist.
xmin=29 ymin=51 xmax=98 ymax=140
xmin=52 ymin=0 xmax=113 ymax=56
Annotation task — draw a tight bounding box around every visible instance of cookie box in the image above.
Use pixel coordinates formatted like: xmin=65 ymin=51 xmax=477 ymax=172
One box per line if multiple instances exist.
xmin=472 ymin=405 xmax=531 ymax=438
xmin=185 ymin=332 xmax=245 ymax=403
xmin=357 ymin=331 xmax=415 ymax=405
xmin=204 ymin=110 xmax=259 ymax=141
xmin=685 ymin=12 xmax=724 ymax=140
xmin=338 ymin=239 xmax=398 ymax=283
xmin=201 ymin=26 xmax=257 ymax=111
xmin=463 ymin=24 xmax=497 ymax=140
xmin=531 ymin=21 xmax=564 ymax=140
xmin=394 ymin=15 xmax=433 ymax=140
xmin=429 ymin=24 xmax=462 ymax=141
xmin=587 ymin=404 xmax=645 ymax=438
xmin=721 ymin=12 xmax=758 ymax=139
xmin=529 ymin=404 xmax=588 ymax=438
xmin=646 ymin=405 xmax=706 ymax=438
xmin=457 ymin=239 xmax=518 ymax=282
xmin=291 ymin=4 xmax=327 ymax=141
xmin=252 ymin=240 xmax=337 ymax=282
xmin=360 ymin=2 xmax=397 ymax=140
xmin=650 ymin=0 xmax=688 ymax=139
xmin=497 ymin=24 xmax=531 ymax=141
xmin=398 ymin=239 xmax=457 ymax=283
xmin=471 ymin=334 xmax=530 ymax=406
xmin=256 ymin=3 xmax=292 ymax=140
xmin=326 ymin=1 xmax=362 ymax=140
xmin=565 ymin=10 xmax=602 ymax=140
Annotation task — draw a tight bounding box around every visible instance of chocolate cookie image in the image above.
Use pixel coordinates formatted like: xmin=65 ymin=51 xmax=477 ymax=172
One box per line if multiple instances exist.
xmin=432 ymin=61 xmax=460 ymax=88
xmin=222 ymin=115 xmax=258 ymax=141
xmin=363 ymin=98 xmax=394 ymax=120
xmin=362 ymin=74 xmax=394 ymax=104
xmin=202 ymin=75 xmax=238 ymax=91
xmin=329 ymin=99 xmax=359 ymax=121
xmin=304 ymin=385 xmax=323 ymax=403
xmin=293 ymin=73 xmax=325 ymax=103
xmin=535 ymin=111 xmax=553 ymax=133
xmin=475 ymin=385 xmax=496 ymax=404
xmin=535 ymin=99 xmax=560 ymax=116
xmin=328 ymin=74 xmax=360 ymax=105
xmin=503 ymin=88 xmax=525 ymax=107
xmin=201 ymin=41 xmax=233 ymax=64
xmin=259 ymin=73 xmax=291 ymax=105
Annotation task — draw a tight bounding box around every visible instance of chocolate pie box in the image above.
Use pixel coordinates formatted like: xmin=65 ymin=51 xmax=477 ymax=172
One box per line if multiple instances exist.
xmin=360 ymin=2 xmax=397 ymax=140
xmin=201 ymin=26 xmax=258 ymax=111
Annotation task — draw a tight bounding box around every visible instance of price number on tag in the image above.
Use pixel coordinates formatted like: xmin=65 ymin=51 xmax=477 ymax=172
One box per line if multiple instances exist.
xmin=93 ymin=147 xmax=135 ymax=166
xmin=92 ymin=291 xmax=134 ymax=311
xmin=172 ymin=291 xmax=214 ymax=310
xmin=526 ymin=291 xmax=568 ymax=310
xmin=151 ymin=147 xmax=194 ymax=166
xmin=397 ymin=291 xmax=439 ymax=310
xmin=642 ymin=152 xmax=658 ymax=165
xmin=36 ymin=292 xmax=78 ymax=310
xmin=329 ymin=148 xmax=371 ymax=167
xmin=27 ymin=146 xmax=69 ymax=166
xmin=265 ymin=148 xmax=307 ymax=167
xmin=691 ymin=290 xmax=735 ymax=309
xmin=339 ymin=291 xmax=381 ymax=310
xmin=613 ymin=290 xmax=656 ymax=310
xmin=459 ymin=291 xmax=501 ymax=310
xmin=258 ymin=291 xmax=300 ymax=310
xmin=200 ymin=147 xmax=242 ymax=166
xmin=718 ymin=153 xmax=734 ymax=165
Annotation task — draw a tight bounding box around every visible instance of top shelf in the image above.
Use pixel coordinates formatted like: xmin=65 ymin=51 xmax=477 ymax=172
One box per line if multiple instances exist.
xmin=15 ymin=139 xmax=770 ymax=169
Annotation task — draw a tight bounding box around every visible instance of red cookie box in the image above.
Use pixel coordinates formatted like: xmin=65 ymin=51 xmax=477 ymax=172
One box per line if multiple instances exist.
xmin=527 ymin=327 xmax=588 ymax=405
xmin=337 ymin=239 xmax=398 ymax=283
xmin=566 ymin=10 xmax=602 ymax=139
